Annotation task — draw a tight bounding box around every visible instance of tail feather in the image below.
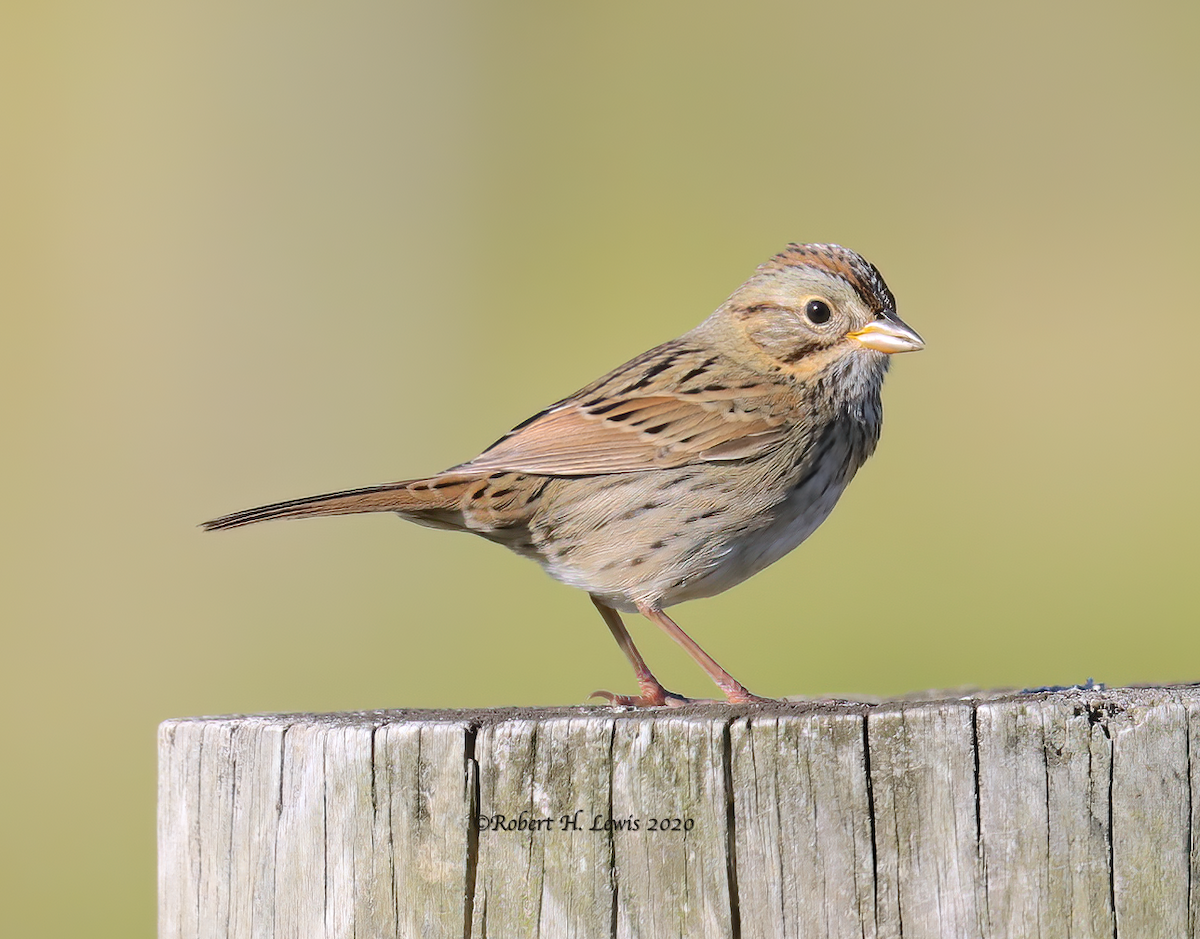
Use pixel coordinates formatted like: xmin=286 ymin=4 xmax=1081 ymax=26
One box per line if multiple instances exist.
xmin=202 ymin=478 xmax=468 ymax=531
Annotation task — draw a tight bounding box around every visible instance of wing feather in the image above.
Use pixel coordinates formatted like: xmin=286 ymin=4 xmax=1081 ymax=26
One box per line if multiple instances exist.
xmin=455 ymin=342 xmax=801 ymax=477
xmin=461 ymin=392 xmax=790 ymax=476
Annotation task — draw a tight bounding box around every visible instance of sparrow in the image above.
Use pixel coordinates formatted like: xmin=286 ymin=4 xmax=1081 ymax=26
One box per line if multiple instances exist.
xmin=204 ymin=243 xmax=924 ymax=706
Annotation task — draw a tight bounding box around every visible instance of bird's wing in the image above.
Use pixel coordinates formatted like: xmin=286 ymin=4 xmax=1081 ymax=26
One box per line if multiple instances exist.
xmin=459 ymin=386 xmax=791 ymax=476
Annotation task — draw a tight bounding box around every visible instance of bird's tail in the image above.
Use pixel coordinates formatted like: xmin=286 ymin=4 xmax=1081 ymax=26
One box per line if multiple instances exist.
xmin=201 ymin=477 xmax=472 ymax=531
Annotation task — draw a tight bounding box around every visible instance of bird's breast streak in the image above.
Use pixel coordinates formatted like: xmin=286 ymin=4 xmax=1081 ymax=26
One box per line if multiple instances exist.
xmin=663 ymin=423 xmax=866 ymax=604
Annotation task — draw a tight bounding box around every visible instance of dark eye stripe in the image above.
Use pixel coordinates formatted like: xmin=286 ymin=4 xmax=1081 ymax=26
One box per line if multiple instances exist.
xmin=782 ymin=338 xmax=824 ymax=364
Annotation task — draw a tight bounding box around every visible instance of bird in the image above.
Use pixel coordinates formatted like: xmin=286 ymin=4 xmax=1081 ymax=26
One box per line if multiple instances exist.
xmin=203 ymin=243 xmax=924 ymax=706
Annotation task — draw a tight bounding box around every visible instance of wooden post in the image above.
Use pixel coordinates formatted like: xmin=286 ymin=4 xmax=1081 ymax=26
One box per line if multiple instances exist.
xmin=158 ymin=686 xmax=1200 ymax=938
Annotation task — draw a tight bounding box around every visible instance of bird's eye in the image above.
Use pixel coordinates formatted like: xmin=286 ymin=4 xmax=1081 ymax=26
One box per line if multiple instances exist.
xmin=804 ymin=299 xmax=832 ymax=325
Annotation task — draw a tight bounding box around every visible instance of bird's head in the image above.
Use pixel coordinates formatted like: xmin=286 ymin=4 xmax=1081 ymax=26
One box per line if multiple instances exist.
xmin=708 ymin=243 xmax=924 ymax=387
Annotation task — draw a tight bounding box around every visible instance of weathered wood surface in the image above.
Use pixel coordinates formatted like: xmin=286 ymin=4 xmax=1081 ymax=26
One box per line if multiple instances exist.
xmin=159 ymin=685 xmax=1200 ymax=938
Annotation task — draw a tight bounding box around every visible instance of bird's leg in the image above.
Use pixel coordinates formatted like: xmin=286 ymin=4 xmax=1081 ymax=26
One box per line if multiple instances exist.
xmin=637 ymin=603 xmax=772 ymax=704
xmin=589 ymin=596 xmax=691 ymax=707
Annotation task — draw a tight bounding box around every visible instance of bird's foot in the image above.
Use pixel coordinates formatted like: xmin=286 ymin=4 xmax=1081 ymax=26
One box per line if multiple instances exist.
xmin=721 ymin=684 xmax=776 ymax=705
xmin=590 ymin=683 xmax=776 ymax=708
xmin=590 ymin=679 xmax=693 ymax=708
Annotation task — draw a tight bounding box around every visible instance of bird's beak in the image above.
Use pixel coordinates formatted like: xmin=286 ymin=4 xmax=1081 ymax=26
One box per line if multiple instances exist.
xmin=848 ymin=311 xmax=925 ymax=354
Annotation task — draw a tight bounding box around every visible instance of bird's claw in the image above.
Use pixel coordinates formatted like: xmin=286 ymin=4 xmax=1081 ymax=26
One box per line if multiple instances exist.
xmin=722 ymin=686 xmax=776 ymax=705
xmin=590 ymin=687 xmax=694 ymax=708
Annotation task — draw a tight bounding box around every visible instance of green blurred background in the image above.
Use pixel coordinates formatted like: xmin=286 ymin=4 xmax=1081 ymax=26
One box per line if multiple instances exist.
xmin=4 ymin=0 xmax=1198 ymax=933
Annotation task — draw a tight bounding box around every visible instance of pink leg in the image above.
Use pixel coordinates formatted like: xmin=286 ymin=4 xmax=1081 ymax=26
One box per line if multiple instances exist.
xmin=637 ymin=603 xmax=771 ymax=704
xmin=589 ymin=596 xmax=690 ymax=707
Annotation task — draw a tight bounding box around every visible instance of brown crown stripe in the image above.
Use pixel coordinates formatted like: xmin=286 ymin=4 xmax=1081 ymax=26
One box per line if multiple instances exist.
xmin=758 ymin=243 xmax=895 ymax=315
